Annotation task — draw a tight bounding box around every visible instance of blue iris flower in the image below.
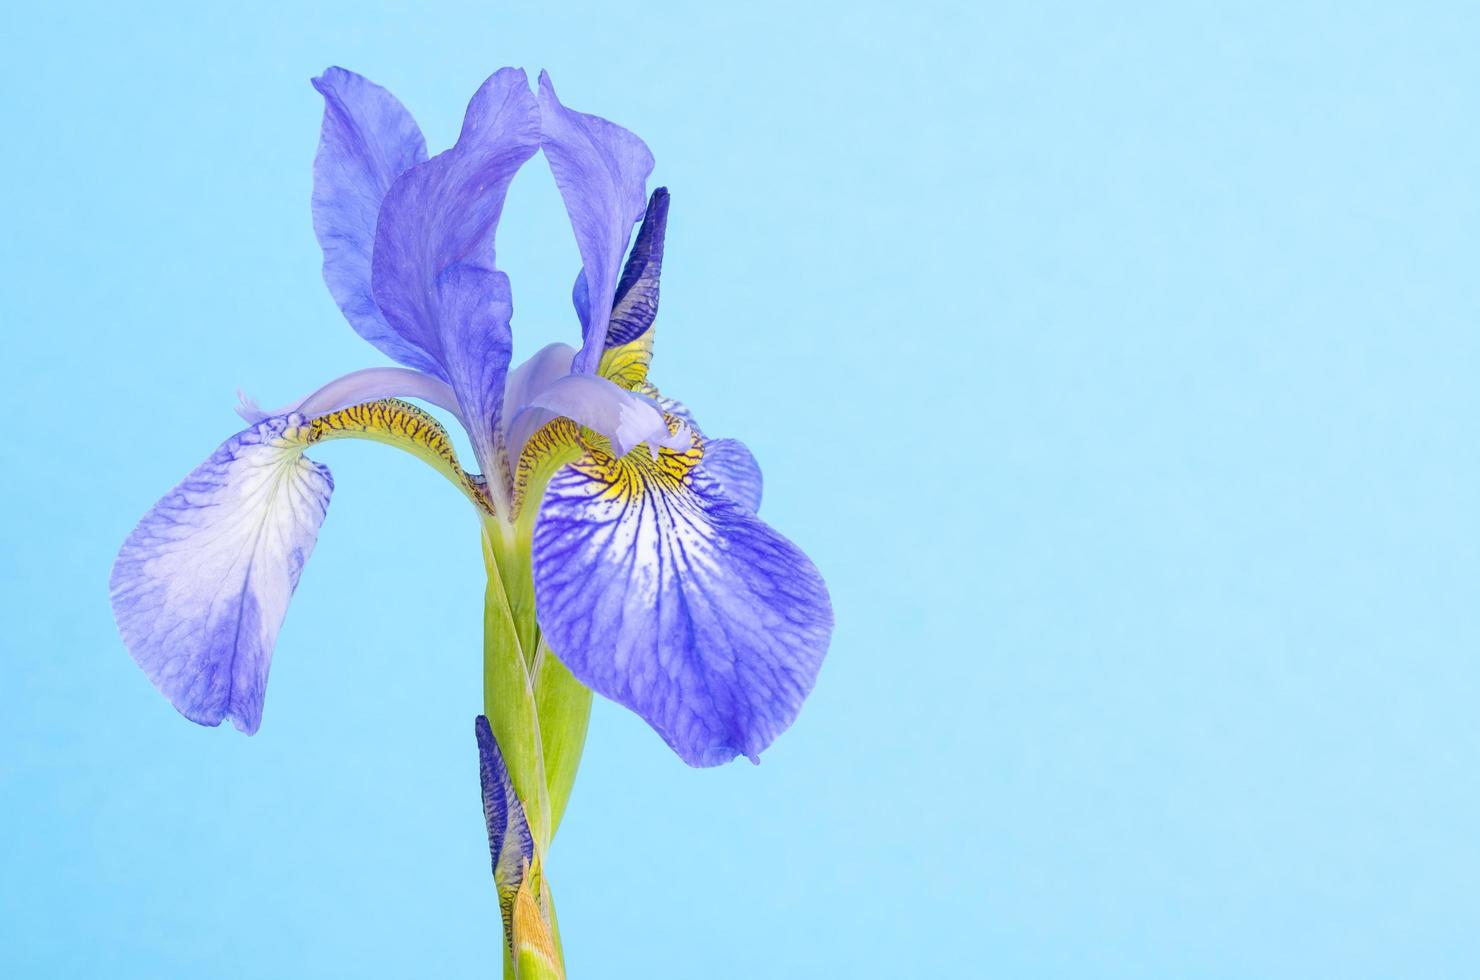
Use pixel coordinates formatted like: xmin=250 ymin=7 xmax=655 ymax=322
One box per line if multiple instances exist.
xmin=108 ymin=66 xmax=834 ymax=773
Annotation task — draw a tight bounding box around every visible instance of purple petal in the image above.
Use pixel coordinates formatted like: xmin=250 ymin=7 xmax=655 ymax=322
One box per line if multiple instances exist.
xmin=109 ymin=416 xmax=333 ymax=735
xmin=641 ymin=385 xmax=697 ymax=432
xmin=501 ymin=342 xmax=576 ymax=461
xmin=236 ymin=366 xmax=462 ymax=425
xmin=310 ymin=68 xmax=436 ymax=373
xmin=537 ymin=71 xmax=654 ymax=374
xmin=431 ymin=263 xmax=516 ymax=480
xmin=699 ymin=438 xmax=763 ymax=513
xmin=523 ymin=372 xmax=688 ymax=460
xmin=372 ymin=68 xmax=539 ymax=472
xmin=531 ymin=455 xmax=833 ymax=766
xmin=570 ymin=270 xmax=592 ymax=339
xmin=606 ymin=188 xmax=669 ymax=348
xmin=476 ymin=715 xmax=534 ymax=942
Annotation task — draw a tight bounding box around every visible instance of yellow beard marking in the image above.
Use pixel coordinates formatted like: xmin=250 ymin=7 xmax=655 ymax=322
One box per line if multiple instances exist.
xmin=511 ymin=413 xmax=702 ymax=521
xmin=511 ymin=418 xmax=585 ymax=522
xmin=569 ymin=419 xmax=701 ymax=501
xmin=307 ymin=398 xmax=494 ymax=515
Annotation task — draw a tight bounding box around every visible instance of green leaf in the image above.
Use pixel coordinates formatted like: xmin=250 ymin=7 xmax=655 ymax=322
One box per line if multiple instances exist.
xmin=533 ymin=640 xmax=592 ymax=837
xmin=481 ymin=526 xmax=552 ymax=848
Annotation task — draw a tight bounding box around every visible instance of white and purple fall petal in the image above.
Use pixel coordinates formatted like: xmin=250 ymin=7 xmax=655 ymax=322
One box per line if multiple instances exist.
xmin=109 ymin=415 xmax=332 ymax=734
xmin=530 ymin=447 xmax=832 ymax=767
xmin=696 ymin=437 xmax=764 ymax=514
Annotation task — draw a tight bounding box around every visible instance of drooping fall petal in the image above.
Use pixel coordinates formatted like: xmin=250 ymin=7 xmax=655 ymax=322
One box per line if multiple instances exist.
xmin=531 ymin=436 xmax=832 ymax=766
xmin=109 ymin=416 xmax=333 ymax=734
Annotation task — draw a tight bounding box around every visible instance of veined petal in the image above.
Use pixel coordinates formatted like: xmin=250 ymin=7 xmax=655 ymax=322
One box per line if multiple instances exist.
xmin=109 ymin=416 xmax=332 ymax=735
xmin=371 ymin=68 xmax=539 ymax=480
xmin=523 ymin=372 xmax=688 ymax=460
xmin=476 ymin=715 xmax=534 ymax=944
xmin=531 ymin=439 xmax=833 ymax=767
xmin=236 ymin=366 xmax=462 ymax=425
xmin=310 ymin=68 xmax=435 ymax=373
xmin=620 ymin=375 xmax=767 ymax=518
xmin=599 ymin=383 xmax=759 ymax=511
xmin=698 ymin=438 xmax=763 ymax=514
xmin=537 ymin=71 xmax=654 ymax=375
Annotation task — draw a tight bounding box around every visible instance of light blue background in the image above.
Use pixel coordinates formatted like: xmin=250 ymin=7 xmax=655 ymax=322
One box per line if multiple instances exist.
xmin=3 ymin=2 xmax=1477 ymax=976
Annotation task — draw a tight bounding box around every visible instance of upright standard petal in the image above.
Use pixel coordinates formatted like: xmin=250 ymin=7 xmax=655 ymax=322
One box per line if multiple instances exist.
xmin=476 ymin=715 xmax=534 ymax=943
xmin=109 ymin=416 xmax=333 ymax=734
xmin=372 ymin=68 xmax=539 ymax=479
xmin=531 ymin=438 xmax=833 ymax=766
xmin=311 ymin=68 xmax=435 ymax=372
xmin=537 ymin=72 xmax=655 ymax=374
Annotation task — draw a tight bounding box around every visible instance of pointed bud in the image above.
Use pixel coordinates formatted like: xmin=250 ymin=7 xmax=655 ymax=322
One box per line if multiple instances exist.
xmin=476 ymin=715 xmax=534 ymax=942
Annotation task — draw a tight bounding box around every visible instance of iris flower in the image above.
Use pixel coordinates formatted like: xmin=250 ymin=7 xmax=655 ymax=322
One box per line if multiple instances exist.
xmin=108 ymin=66 xmax=833 ymax=971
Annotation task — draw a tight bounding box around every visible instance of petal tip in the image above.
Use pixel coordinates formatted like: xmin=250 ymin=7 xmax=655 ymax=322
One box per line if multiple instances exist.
xmin=231 ymin=713 xmax=263 ymax=736
xmin=235 ymin=388 xmax=267 ymax=424
xmin=311 ymin=65 xmax=360 ymax=97
xmin=489 ymin=65 xmax=532 ymax=92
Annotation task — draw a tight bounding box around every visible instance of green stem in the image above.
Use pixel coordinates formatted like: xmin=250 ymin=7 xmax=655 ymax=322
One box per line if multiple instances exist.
xmin=481 ymin=517 xmax=590 ymax=977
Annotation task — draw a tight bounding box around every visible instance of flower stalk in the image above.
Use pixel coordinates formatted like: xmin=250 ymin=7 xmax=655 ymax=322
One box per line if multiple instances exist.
xmin=482 ymin=518 xmax=587 ymax=975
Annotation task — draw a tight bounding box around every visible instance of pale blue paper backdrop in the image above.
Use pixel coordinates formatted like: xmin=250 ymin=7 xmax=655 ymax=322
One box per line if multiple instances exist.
xmin=3 ymin=1 xmax=1478 ymax=976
